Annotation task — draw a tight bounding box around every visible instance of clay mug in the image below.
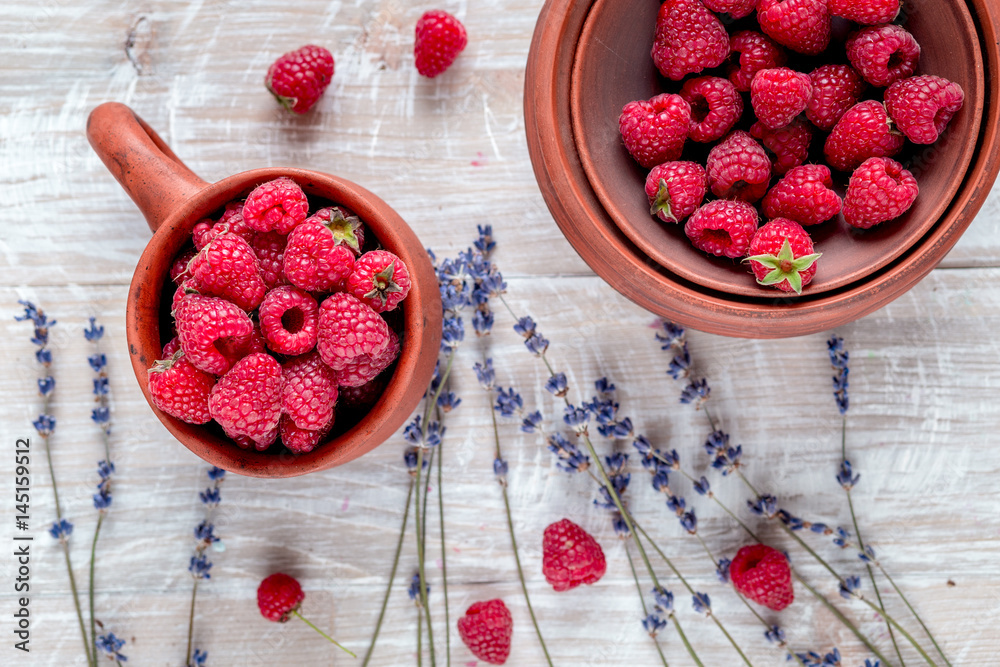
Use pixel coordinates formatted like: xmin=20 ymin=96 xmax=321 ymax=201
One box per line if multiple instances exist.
xmin=87 ymin=102 xmax=442 ymax=477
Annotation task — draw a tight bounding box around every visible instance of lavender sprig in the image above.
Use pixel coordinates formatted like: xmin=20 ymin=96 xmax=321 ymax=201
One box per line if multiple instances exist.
xmin=186 ymin=466 xmax=225 ymax=667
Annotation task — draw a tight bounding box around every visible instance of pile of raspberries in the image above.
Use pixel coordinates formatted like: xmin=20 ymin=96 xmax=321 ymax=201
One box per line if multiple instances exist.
xmin=148 ymin=176 xmax=410 ymax=455
xmin=619 ymin=0 xmax=965 ymax=294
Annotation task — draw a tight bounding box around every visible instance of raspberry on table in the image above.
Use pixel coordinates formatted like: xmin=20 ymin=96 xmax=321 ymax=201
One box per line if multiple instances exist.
xmin=457 ymin=599 xmax=513 ymax=665
xmin=846 ymin=25 xmax=920 ymax=88
xmin=250 ymin=231 xmax=290 ymax=291
xmin=730 ymin=544 xmax=795 ymax=611
xmin=415 ymin=10 xmax=467 ymax=78
xmin=727 ymin=31 xmax=787 ymax=93
xmin=829 ymin=0 xmax=900 ymax=24
xmin=824 ymin=100 xmax=905 ymax=172
xmin=618 ymin=93 xmax=692 ymax=169
xmin=542 ymin=518 xmax=607 ymax=592
xmin=186 ymin=233 xmax=267 ymax=312
xmin=303 ymin=206 xmax=365 ymax=255
xmin=316 ymin=292 xmax=391 ymax=372
xmin=283 ymin=220 xmax=357 ymax=293
xmin=703 ymin=0 xmax=756 ymax=19
xmin=884 ymin=75 xmax=965 ymax=145
xmin=345 ymin=250 xmax=411 ymax=313
xmin=209 ymin=353 xmax=284 ymax=448
xmin=174 ymin=294 xmax=256 ymax=375
xmin=706 ymin=130 xmax=772 ymax=203
xmin=843 ymin=157 xmax=919 ymax=229
xmin=750 ymin=67 xmax=813 ymax=130
xmin=757 ymin=0 xmax=831 ymax=56
xmin=651 ymin=0 xmax=730 ymax=82
xmin=259 ymin=285 xmax=319 ymax=356
xmin=282 ymin=351 xmax=339 ymax=432
xmin=684 ymin=200 xmax=760 ymax=259
xmin=745 ymin=218 xmax=821 ymax=294
xmin=679 ymin=76 xmax=743 ymax=144
xmin=749 ymin=119 xmax=813 ymax=176
xmin=148 ymin=352 xmax=215 ymax=425
xmin=257 ymin=573 xmax=305 ymax=622
xmin=337 ymin=328 xmax=400 ymax=388
xmin=243 ymin=177 xmax=310 ymax=235
xmin=762 ymin=164 xmax=842 ymax=226
xmin=265 ymin=45 xmax=335 ymax=114
xmin=806 ymin=64 xmax=867 ymax=131
xmin=644 ymin=161 xmax=707 ymax=224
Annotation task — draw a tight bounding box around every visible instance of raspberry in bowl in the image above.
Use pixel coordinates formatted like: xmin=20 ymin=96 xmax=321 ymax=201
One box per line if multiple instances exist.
xmin=87 ymin=103 xmax=442 ymax=477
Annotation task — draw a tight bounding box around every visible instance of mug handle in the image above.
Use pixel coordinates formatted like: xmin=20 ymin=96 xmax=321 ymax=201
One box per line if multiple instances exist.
xmin=87 ymin=102 xmax=209 ymax=232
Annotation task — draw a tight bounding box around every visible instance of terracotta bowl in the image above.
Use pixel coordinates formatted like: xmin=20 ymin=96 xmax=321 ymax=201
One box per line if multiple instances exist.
xmin=87 ymin=102 xmax=442 ymax=477
xmin=525 ymin=0 xmax=1000 ymax=337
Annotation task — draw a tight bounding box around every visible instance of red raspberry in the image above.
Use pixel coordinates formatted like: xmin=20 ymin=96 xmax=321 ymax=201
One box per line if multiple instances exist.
xmin=415 ymin=10 xmax=468 ymax=78
xmin=542 ymin=518 xmax=607 ymax=592
xmin=162 ymin=336 xmax=181 ymax=358
xmin=679 ymin=76 xmax=743 ymax=143
xmin=148 ymin=352 xmax=215 ymax=425
xmin=762 ymin=164 xmax=842 ymax=226
xmin=730 ymin=544 xmax=795 ymax=611
xmin=279 ymin=415 xmax=331 ymax=454
xmin=217 ymin=324 xmax=267 ymax=368
xmin=750 ymin=68 xmax=813 ymax=131
xmin=257 ymin=573 xmax=305 ymax=622
xmin=186 ymin=233 xmax=266 ymax=312
xmin=316 ymin=293 xmax=391 ymax=372
xmin=829 ymin=0 xmax=899 ymax=24
xmin=685 ymin=200 xmax=759 ymax=258
xmin=209 ymin=353 xmax=284 ymax=448
xmin=824 ymin=101 xmax=904 ymax=172
xmin=651 ymin=0 xmax=730 ymax=82
xmin=265 ymin=45 xmax=334 ymax=114
xmin=746 ymin=218 xmax=821 ymax=294
xmin=338 ymin=375 xmax=388 ymax=409
xmin=645 ymin=161 xmax=707 ymax=224
xmin=703 ymin=0 xmax=756 ymax=19
xmin=846 ymin=25 xmax=920 ymax=88
xmin=757 ymin=0 xmax=831 ymax=56
xmin=457 ymin=599 xmax=513 ymax=665
xmin=806 ymin=64 xmax=867 ymax=131
xmin=337 ymin=328 xmax=400 ymax=388
xmin=174 ymin=294 xmax=255 ymax=375
xmin=193 ymin=201 xmax=253 ymax=250
xmin=728 ymin=31 xmax=787 ymax=93
xmin=224 ymin=422 xmax=278 ymax=451
xmin=243 ymin=177 xmax=310 ymax=235
xmin=170 ymin=247 xmax=196 ymax=285
xmin=843 ymin=157 xmax=919 ymax=229
xmin=303 ymin=206 xmax=365 ymax=255
xmin=259 ymin=286 xmax=319 ymax=356
xmin=283 ymin=221 xmax=356 ymax=293
xmin=618 ymin=94 xmax=692 ymax=169
xmin=706 ymin=130 xmax=772 ymax=203
xmin=750 ymin=118 xmax=813 ymax=176
xmin=171 ymin=280 xmax=196 ymax=316
xmin=250 ymin=232 xmax=289 ymax=291
xmin=346 ymin=250 xmax=411 ymax=313
xmin=282 ymin=351 xmax=339 ymax=431
xmin=884 ymin=75 xmax=965 ymax=145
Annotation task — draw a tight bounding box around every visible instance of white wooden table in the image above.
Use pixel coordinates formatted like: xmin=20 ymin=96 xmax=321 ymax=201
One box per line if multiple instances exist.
xmin=2 ymin=1 xmax=999 ymax=665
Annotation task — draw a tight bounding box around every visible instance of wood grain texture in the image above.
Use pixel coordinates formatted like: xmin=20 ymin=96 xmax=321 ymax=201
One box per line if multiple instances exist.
xmin=1 ymin=1 xmax=999 ymax=666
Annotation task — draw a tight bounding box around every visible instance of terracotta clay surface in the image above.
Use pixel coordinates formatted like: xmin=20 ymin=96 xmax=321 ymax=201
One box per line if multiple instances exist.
xmin=526 ymin=0 xmax=1000 ymax=337
xmin=87 ymin=102 xmax=442 ymax=477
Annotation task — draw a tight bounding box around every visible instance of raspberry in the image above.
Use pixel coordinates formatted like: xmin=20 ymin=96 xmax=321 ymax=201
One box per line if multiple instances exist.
xmin=750 ymin=118 xmax=813 ymax=176
xmin=457 ymin=599 xmax=513 ymax=665
xmin=338 ymin=375 xmax=388 ymax=409
xmin=645 ymin=161 xmax=707 ymax=224
xmin=193 ymin=201 xmax=253 ymax=250
xmin=148 ymin=352 xmax=215 ymax=424
xmin=209 ymin=353 xmax=283 ymax=448
xmin=685 ymin=200 xmax=759 ymax=259
xmin=651 ymin=0 xmax=729 ymax=81
xmin=282 ymin=351 xmax=339 ymax=431
xmin=706 ymin=130 xmax=772 ymax=203
xmin=846 ymin=25 xmax=920 ymax=88
xmin=224 ymin=422 xmax=278 ymax=451
xmin=806 ymin=64 xmax=867 ymax=131
xmin=728 ymin=31 xmax=787 ymax=93
xmin=746 ymin=218 xmax=821 ymax=294
xmin=762 ymin=164 xmax=842 ymax=226
xmin=257 ymin=573 xmax=305 ymax=622
xmin=415 ymin=10 xmax=468 ymax=78
xmin=174 ymin=294 xmax=255 ymax=375
xmin=750 ymin=68 xmax=812 ymax=132
xmin=284 ymin=230 xmax=355 ymax=295
xmin=346 ymin=250 xmax=411 ymax=313
xmin=679 ymin=76 xmax=743 ymax=143
xmin=824 ymin=101 xmax=904 ymax=172
xmin=618 ymin=94 xmax=691 ymax=169
xmin=250 ymin=232 xmax=289 ymax=291
xmin=757 ymin=0 xmax=831 ymax=56
xmin=259 ymin=286 xmax=319 ymax=356
xmin=884 ymin=75 xmax=965 ymax=145
xmin=186 ymin=233 xmax=266 ymax=312
xmin=829 ymin=0 xmax=899 ymax=24
xmin=316 ymin=293 xmax=391 ymax=372
xmin=162 ymin=336 xmax=180 ymax=358
xmin=171 ymin=281 xmax=196 ymax=317
xmin=279 ymin=415 xmax=331 ymax=454
xmin=730 ymin=544 xmax=795 ymax=611
xmin=265 ymin=45 xmax=334 ymax=114
xmin=542 ymin=518 xmax=607 ymax=592
xmin=843 ymin=157 xmax=919 ymax=229
xmin=169 ymin=247 xmax=196 ymax=285
xmin=303 ymin=206 xmax=365 ymax=255
xmin=243 ymin=177 xmax=310 ymax=235
xmin=337 ymin=328 xmax=400 ymax=388
xmin=703 ymin=0 xmax=756 ymax=19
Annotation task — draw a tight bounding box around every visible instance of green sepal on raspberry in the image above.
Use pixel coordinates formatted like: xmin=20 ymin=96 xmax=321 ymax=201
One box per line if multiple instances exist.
xmin=316 ymin=207 xmax=363 ymax=254
xmin=745 ymin=239 xmax=821 ymax=295
xmin=649 ymin=178 xmax=676 ymax=221
xmin=364 ymin=261 xmax=403 ymax=308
